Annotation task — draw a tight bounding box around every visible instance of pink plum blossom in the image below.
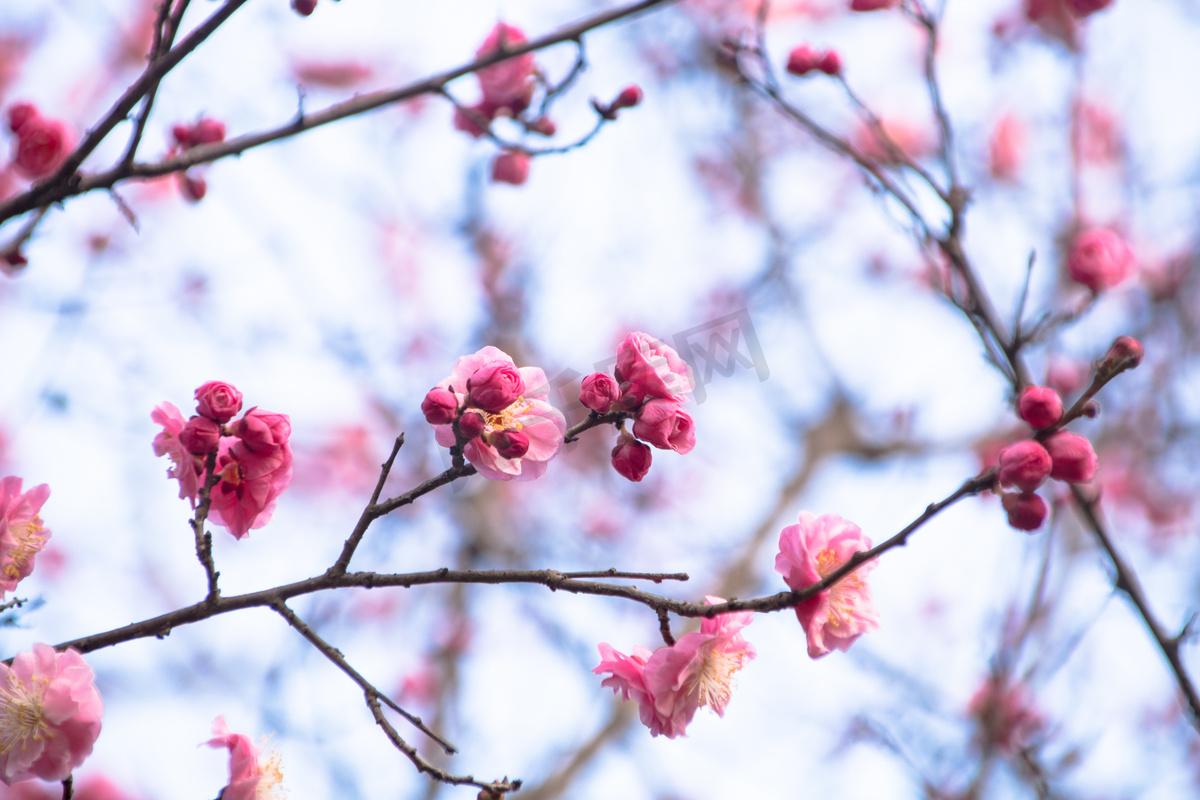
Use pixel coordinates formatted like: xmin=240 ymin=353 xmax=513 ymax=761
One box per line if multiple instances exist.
xmin=968 ymin=676 xmax=1045 ymax=754
xmin=1044 ymin=431 xmax=1097 ymax=483
xmin=775 ymin=512 xmax=879 ymax=658
xmin=1017 ymin=386 xmax=1063 ymax=430
xmin=1067 ymin=227 xmax=1135 ymax=293
xmin=490 ymin=150 xmax=531 ymax=186
xmin=611 ymin=432 xmax=652 ymax=482
xmin=997 ymin=440 xmax=1053 ymax=492
xmin=475 ymin=23 xmax=535 ymax=116
xmin=1002 ymin=491 xmax=1048 ymax=531
xmin=579 ymin=372 xmax=619 ymax=413
xmin=194 ymin=380 xmax=243 ymax=423
xmin=9 ymin=111 xmax=70 ymax=181
xmin=0 ymin=477 xmax=51 ymax=596
xmin=206 ymin=717 xmax=284 ymax=800
xmin=228 ymin=408 xmax=291 ymax=454
xmin=594 ymin=597 xmax=755 ymax=738
xmin=0 ymin=644 xmax=103 ymax=784
xmin=631 ymin=399 xmax=696 ymax=454
xmin=208 ymin=432 xmax=294 ymax=539
xmin=152 ymin=401 xmax=203 ymax=504
xmin=432 ymin=347 xmax=566 ymax=481
xmin=615 ymin=332 xmax=694 ymax=405
xmin=179 ymin=416 xmax=221 ymax=455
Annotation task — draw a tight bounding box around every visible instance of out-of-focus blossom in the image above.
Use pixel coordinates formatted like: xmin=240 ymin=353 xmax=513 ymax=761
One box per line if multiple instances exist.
xmin=1002 ymin=491 xmax=1048 ymax=531
xmin=1046 ymin=357 xmax=1088 ymax=396
xmin=998 ymin=440 xmax=1052 ymax=492
xmin=850 ymin=0 xmax=900 ymax=10
xmin=0 ymin=477 xmax=50 ymax=596
xmin=178 ymin=172 xmax=206 ymax=203
xmin=194 ymin=380 xmax=243 ymax=423
xmin=1017 ymin=386 xmax=1063 ymax=430
xmin=490 ymin=150 xmax=531 ymax=186
xmin=1100 ymin=335 xmax=1144 ymax=371
xmin=579 ymin=372 xmax=620 ymax=413
xmin=611 ymin=432 xmax=652 ymax=482
xmin=1023 ymin=0 xmax=1079 ymax=47
xmin=1068 ymin=227 xmax=1135 ymax=293
xmin=431 ymin=347 xmax=566 ymax=481
xmin=291 ymin=59 xmax=373 ymax=89
xmin=292 ymin=0 xmax=316 ymax=16
xmin=206 ymin=717 xmax=284 ymax=800
xmin=0 ymin=644 xmax=102 ymax=784
xmin=775 ymin=512 xmax=878 ymax=658
xmin=8 ymin=108 xmax=71 ymax=181
xmin=616 ymin=332 xmax=694 ymax=405
xmin=1077 ymin=101 xmax=1122 ymax=163
xmin=968 ymin=675 xmax=1045 ymax=754
xmin=594 ymin=597 xmax=755 ymax=738
xmin=852 ymin=117 xmax=930 ymax=164
xmin=1066 ymin=0 xmax=1113 ymax=15
xmin=631 ymin=399 xmax=696 ymax=454
xmin=152 ymin=401 xmax=203 ymax=504
xmin=988 ymin=113 xmax=1025 ymax=181
xmin=475 ymin=23 xmax=535 ymax=116
xmin=786 ymin=45 xmax=840 ymax=76
xmin=1044 ymin=431 xmax=1097 ymax=483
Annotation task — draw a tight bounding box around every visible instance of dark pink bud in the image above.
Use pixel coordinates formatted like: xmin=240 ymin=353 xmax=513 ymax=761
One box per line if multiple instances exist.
xmin=1044 ymin=431 xmax=1097 ymax=483
xmin=452 ymin=104 xmax=490 ymax=139
xmin=998 ymin=439 xmax=1052 ymax=492
xmin=292 ymin=0 xmax=317 ymax=15
xmin=195 ymin=381 xmax=244 ymax=423
xmin=786 ymin=45 xmax=821 ymax=76
xmin=421 ymin=386 xmax=459 ymax=425
xmin=490 ymin=428 xmax=530 ymax=459
xmin=850 ymin=0 xmax=899 ymax=9
xmin=230 ymin=407 xmax=291 ymax=453
xmin=171 ymin=123 xmax=194 ymax=148
xmin=613 ymin=85 xmax=643 ymax=111
xmin=180 ymin=173 xmax=207 ymax=202
xmin=7 ymin=102 xmax=39 ymax=135
xmin=528 ymin=116 xmax=557 ymax=137
xmin=1002 ymin=492 xmax=1048 ymax=532
xmin=1101 ymin=335 xmax=1144 ymax=371
xmin=1068 ymin=227 xmax=1135 ymax=293
xmin=817 ymin=50 xmax=842 ymax=76
xmin=579 ymin=373 xmax=620 ymax=413
xmin=490 ymin=150 xmax=531 ymax=186
xmin=12 ymin=116 xmax=69 ymax=180
xmin=1066 ymin=0 xmax=1113 ymax=16
xmin=190 ymin=118 xmax=226 ymax=145
xmin=179 ymin=416 xmax=222 ymax=455
xmin=1017 ymin=386 xmax=1063 ymax=430
xmin=458 ymin=409 xmax=486 ymax=440
xmin=1081 ymin=400 xmax=1100 ymax=419
xmin=631 ymin=399 xmax=696 ymax=454
xmin=611 ymin=434 xmax=652 ymax=482
xmin=467 ymin=362 xmax=524 ymax=413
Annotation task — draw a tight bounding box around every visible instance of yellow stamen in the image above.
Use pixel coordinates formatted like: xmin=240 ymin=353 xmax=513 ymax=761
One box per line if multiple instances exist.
xmin=3 ymin=520 xmax=47 ymax=581
xmin=815 ymin=547 xmax=864 ymax=629
xmin=0 ymin=672 xmax=50 ymax=756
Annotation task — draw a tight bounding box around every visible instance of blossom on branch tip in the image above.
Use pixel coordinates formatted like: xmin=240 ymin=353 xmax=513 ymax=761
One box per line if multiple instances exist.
xmin=1002 ymin=491 xmax=1048 ymax=531
xmin=579 ymin=372 xmax=620 ymax=413
xmin=611 ymin=432 xmax=652 ymax=482
xmin=631 ymin=399 xmax=695 ymax=454
xmin=615 ymin=332 xmax=694 ymax=405
xmin=431 ymin=346 xmax=566 ymax=481
xmin=195 ymin=380 xmax=243 ymax=423
xmin=0 ymin=644 xmax=103 ymax=784
xmin=1101 ymin=335 xmax=1143 ymax=371
xmin=475 ymin=23 xmax=535 ymax=118
xmin=206 ymin=717 xmax=284 ymax=800
xmin=774 ymin=512 xmax=878 ymax=658
xmin=594 ymin=597 xmax=755 ymax=738
xmin=1044 ymin=431 xmax=1097 ymax=483
xmin=998 ymin=440 xmax=1052 ymax=492
xmin=491 ymin=150 xmax=531 ymax=186
xmin=0 ymin=477 xmax=51 ymax=596
xmin=1068 ymin=227 xmax=1135 ymax=293
xmin=1017 ymin=386 xmax=1063 ymax=430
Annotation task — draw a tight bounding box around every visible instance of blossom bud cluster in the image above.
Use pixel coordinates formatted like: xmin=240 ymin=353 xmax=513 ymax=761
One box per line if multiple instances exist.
xmin=579 ymin=332 xmax=696 ymax=482
xmin=6 ymin=102 xmax=71 ymax=181
xmin=423 ymin=346 xmax=566 ymax=481
xmin=152 ymin=381 xmax=294 ymax=539
xmin=168 ymin=117 xmax=227 ymax=203
xmin=785 ymin=45 xmax=842 ymax=77
xmin=997 ymin=382 xmax=1102 ymax=532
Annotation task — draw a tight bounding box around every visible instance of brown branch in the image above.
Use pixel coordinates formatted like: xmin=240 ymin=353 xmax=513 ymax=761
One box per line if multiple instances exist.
xmin=1069 ymin=485 xmax=1200 ymax=733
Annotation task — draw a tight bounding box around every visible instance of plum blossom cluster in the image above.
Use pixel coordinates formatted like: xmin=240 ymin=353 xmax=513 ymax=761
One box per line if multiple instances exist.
xmin=5 ymin=103 xmax=71 ymax=182
xmin=0 ymin=477 xmax=51 ymax=597
xmin=206 ymin=717 xmax=285 ymax=800
xmin=152 ymin=381 xmax=294 ymax=539
xmin=579 ymin=332 xmax=696 ymax=482
xmin=422 ymin=346 xmax=566 ymax=481
xmin=0 ymin=643 xmax=103 ymax=785
xmin=775 ymin=512 xmax=879 ymax=658
xmin=593 ymin=597 xmax=755 ymax=738
xmin=967 ymin=675 xmax=1046 ymax=755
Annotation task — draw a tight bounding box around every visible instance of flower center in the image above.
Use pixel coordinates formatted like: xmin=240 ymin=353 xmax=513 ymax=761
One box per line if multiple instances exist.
xmin=815 ymin=547 xmax=864 ymax=630
xmin=484 ymin=398 xmax=530 ymax=433
xmin=689 ymin=646 xmax=750 ymax=716
xmin=256 ymin=740 xmax=286 ymax=800
xmin=0 ymin=672 xmax=50 ymax=755
xmin=3 ymin=520 xmax=47 ymax=581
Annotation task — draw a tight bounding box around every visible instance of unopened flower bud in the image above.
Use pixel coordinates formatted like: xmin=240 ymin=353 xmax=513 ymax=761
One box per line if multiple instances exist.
xmin=1066 ymin=0 xmax=1113 ymax=16
xmin=1002 ymin=491 xmax=1048 ymax=532
xmin=180 ymin=173 xmax=207 ymax=202
xmin=467 ymin=362 xmax=524 ymax=413
xmin=421 ymin=386 xmax=459 ymax=425
xmin=579 ymin=372 xmax=620 ymax=413
xmin=1017 ymin=386 xmax=1063 ymax=430
xmin=528 ymin=116 xmax=557 ymax=137
xmin=998 ymin=439 xmax=1052 ymax=492
xmin=12 ymin=116 xmax=70 ymax=180
xmin=229 ymin=408 xmax=291 ymax=452
xmin=851 ymin=0 xmax=900 ymax=9
xmin=190 ymin=118 xmax=226 ymax=145
xmin=817 ymin=50 xmax=842 ymax=76
xmin=1100 ymin=335 xmax=1144 ymax=372
xmin=7 ymin=102 xmax=38 ymax=135
xmin=611 ymin=433 xmax=652 ymax=482
xmin=179 ymin=415 xmax=222 ymax=455
xmin=292 ymin=0 xmax=317 ymax=15
xmin=490 ymin=428 xmax=530 ymax=459
xmin=195 ymin=381 xmax=244 ymax=423
xmin=1068 ymin=227 xmax=1134 ymax=294
xmin=491 ymin=150 xmax=531 ymax=186
xmin=1081 ymin=400 xmax=1100 ymax=419
xmin=1044 ymin=431 xmax=1097 ymax=483
xmin=612 ymin=85 xmax=643 ymax=111
xmin=171 ymin=123 xmax=194 ymax=148
xmin=786 ymin=44 xmax=821 ymax=76
xmin=458 ymin=410 xmax=487 ymax=441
